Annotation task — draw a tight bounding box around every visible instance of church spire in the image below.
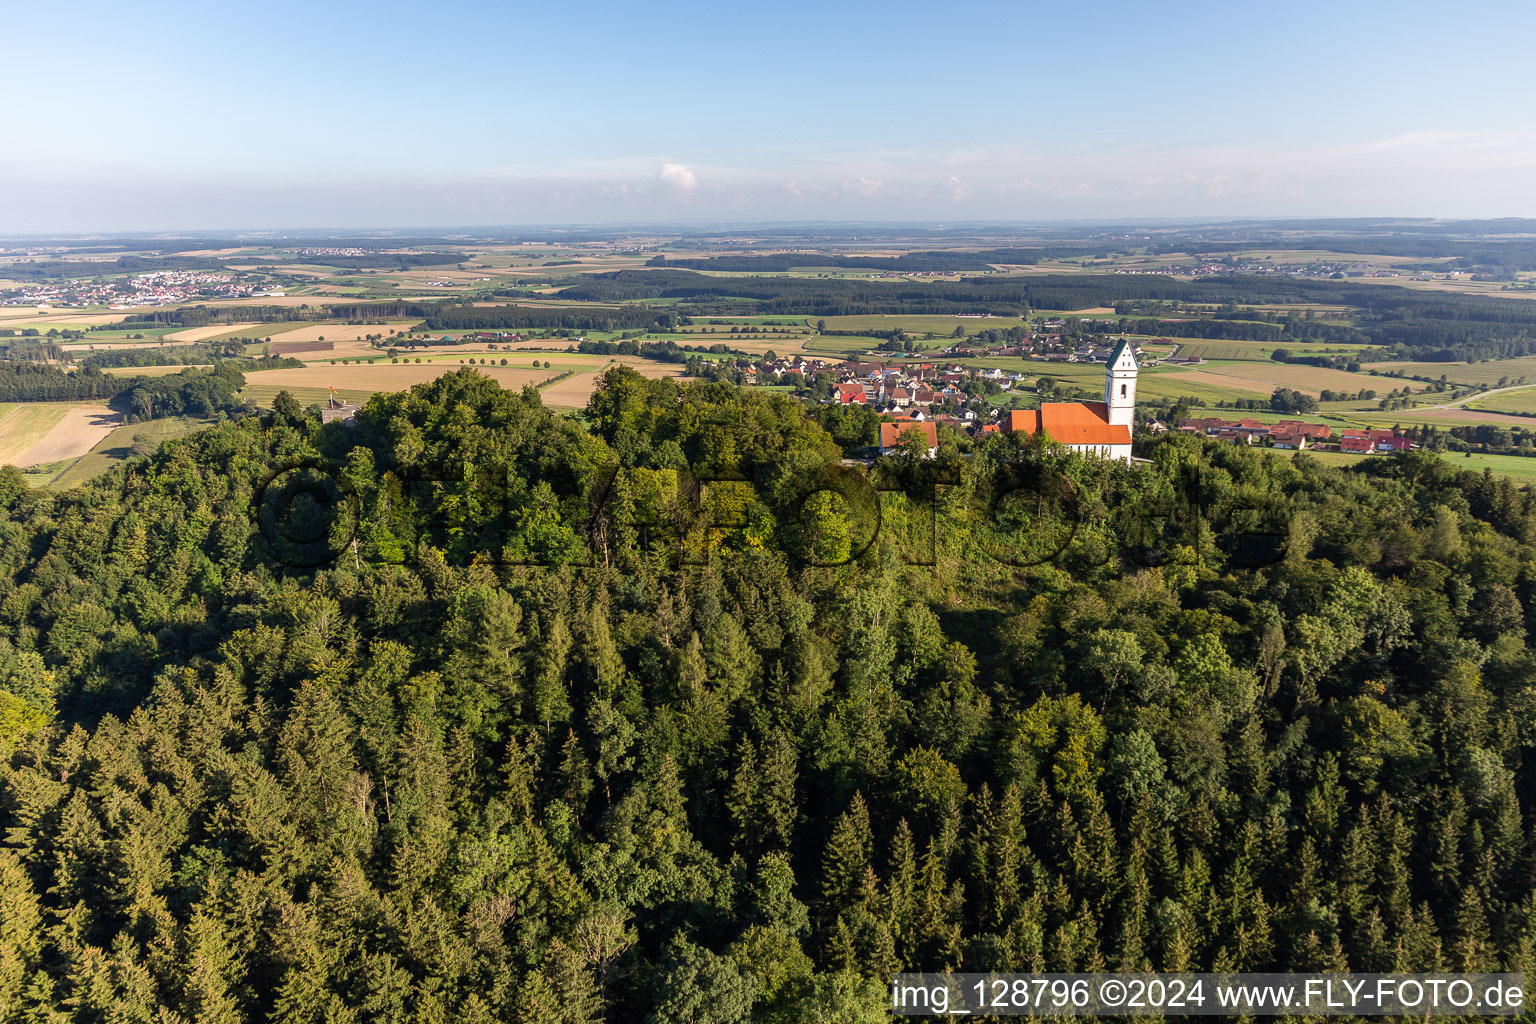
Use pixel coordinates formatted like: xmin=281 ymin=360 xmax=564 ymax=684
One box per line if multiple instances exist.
xmin=1105 ymin=339 xmax=1138 ymax=427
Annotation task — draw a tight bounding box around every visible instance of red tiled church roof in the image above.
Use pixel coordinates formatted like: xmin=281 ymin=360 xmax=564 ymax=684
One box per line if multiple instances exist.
xmin=1005 ymin=402 xmax=1131 ymax=446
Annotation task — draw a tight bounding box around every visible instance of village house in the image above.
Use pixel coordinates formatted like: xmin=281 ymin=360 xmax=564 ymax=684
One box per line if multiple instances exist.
xmin=1271 ymin=430 xmax=1307 ymax=450
xmin=879 ymin=420 xmax=939 ymax=456
xmin=836 ymin=382 xmax=869 ymax=405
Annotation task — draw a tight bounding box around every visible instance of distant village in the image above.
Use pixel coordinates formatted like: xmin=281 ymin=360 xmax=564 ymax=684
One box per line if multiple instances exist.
xmin=708 ymin=333 xmax=1414 ymax=458
xmin=2 ymin=270 xmax=271 ymax=309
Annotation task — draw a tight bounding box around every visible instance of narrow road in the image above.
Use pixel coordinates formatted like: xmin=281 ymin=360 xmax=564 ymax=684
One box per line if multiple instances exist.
xmin=1417 ymin=382 xmax=1536 ymax=411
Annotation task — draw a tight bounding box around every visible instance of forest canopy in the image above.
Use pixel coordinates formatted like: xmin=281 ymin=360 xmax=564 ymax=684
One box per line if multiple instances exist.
xmin=0 ymin=368 xmax=1534 ymax=1021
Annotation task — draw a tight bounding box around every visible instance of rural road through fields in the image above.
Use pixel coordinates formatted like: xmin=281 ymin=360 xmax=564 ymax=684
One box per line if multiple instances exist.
xmin=1416 ymin=383 xmax=1536 ymax=410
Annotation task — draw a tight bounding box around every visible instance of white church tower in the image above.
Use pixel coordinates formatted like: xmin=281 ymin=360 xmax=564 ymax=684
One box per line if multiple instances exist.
xmin=1104 ymin=339 xmax=1138 ymax=427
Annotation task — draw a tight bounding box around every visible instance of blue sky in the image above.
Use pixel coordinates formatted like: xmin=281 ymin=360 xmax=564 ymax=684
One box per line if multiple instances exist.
xmin=5 ymin=0 xmax=1535 ymax=231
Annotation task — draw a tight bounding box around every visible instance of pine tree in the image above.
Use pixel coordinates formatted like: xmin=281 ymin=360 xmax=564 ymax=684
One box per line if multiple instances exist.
xmin=277 ymin=680 xmax=360 ymax=846
xmin=758 ymin=732 xmax=798 ymax=851
xmin=822 ymin=794 xmax=874 ymax=916
xmin=0 ymin=849 xmax=43 ymax=1019
xmin=725 ymin=736 xmax=760 ymax=855
xmin=529 ymin=613 xmax=574 ymax=736
xmin=512 ymin=969 xmax=565 ymax=1024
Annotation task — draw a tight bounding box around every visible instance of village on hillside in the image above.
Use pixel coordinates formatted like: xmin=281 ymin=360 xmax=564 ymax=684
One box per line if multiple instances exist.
xmin=711 ymin=333 xmax=1415 ymax=459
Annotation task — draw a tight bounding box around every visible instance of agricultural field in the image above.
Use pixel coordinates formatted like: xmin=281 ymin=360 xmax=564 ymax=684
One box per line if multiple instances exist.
xmin=1192 ymin=408 xmax=1340 ymax=426
xmin=0 ymin=309 xmax=129 ymax=327
xmin=164 ymin=322 xmax=265 ymax=343
xmin=1347 ymin=407 xmax=1536 ymax=429
xmin=1192 ymin=361 xmax=1429 ymax=395
xmin=1276 ymin=449 xmax=1371 ymax=470
xmin=1170 ymin=340 xmax=1367 ymax=361
xmin=236 ymin=355 xmax=688 ymax=411
xmin=38 ymin=416 xmax=213 ymax=489
xmin=0 ymin=402 xmax=123 ymax=468
xmin=1269 ymin=445 xmax=1536 ymax=483
xmin=102 ymin=365 xmax=212 ymax=377
xmin=819 ymin=314 xmax=1028 ymax=335
xmin=1466 ymin=386 xmax=1536 ymax=415
xmin=61 ymin=339 xmax=198 ymax=352
xmin=260 ymin=321 xmax=420 ymax=343
xmin=1133 ymin=372 xmax=1271 ymax=405
xmin=1430 ymin=451 xmax=1536 ymax=481
xmin=70 ymin=325 xmax=185 ymax=341
xmin=1362 ymin=356 xmax=1536 ymax=388
xmin=802 ymin=335 xmax=890 ymax=357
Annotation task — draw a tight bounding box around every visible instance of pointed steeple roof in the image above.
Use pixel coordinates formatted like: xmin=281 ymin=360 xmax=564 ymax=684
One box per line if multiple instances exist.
xmin=1108 ymin=338 xmax=1137 ymax=370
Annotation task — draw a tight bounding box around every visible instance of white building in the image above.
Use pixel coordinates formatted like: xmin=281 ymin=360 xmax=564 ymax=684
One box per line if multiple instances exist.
xmin=1003 ymin=339 xmax=1136 ymax=462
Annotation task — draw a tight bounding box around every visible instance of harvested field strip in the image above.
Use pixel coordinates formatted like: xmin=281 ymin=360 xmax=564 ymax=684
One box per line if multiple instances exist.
xmin=165 ymin=322 xmax=263 ymax=343
xmin=61 ymin=339 xmax=198 ymax=352
xmin=1192 ymin=362 xmax=1429 ymax=396
xmin=241 ymin=363 xmax=553 ymax=393
xmin=47 ymin=416 xmax=213 ymax=489
xmin=0 ymin=404 xmax=71 ymax=465
xmin=0 ymin=403 xmax=122 ymax=467
xmin=102 ymin=365 xmax=212 ymax=377
xmin=1142 ymin=370 xmax=1276 ymax=396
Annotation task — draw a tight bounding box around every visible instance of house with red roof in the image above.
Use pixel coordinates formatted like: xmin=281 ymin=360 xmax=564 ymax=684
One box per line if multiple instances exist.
xmin=1339 ymin=431 xmax=1373 ymax=453
xmin=879 ymin=420 xmax=939 ymax=456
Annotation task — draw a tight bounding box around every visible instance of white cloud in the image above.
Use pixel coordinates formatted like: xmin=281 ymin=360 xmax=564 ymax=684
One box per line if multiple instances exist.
xmin=657 ymin=162 xmax=698 ymax=194
xmin=855 ymin=177 xmax=883 ymax=198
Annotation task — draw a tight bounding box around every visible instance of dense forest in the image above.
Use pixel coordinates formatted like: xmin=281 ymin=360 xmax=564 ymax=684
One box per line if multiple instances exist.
xmin=0 ymin=355 xmax=301 ymax=413
xmin=0 ymin=368 xmax=1534 ymax=1021
xmin=0 ymin=363 xmax=124 ymax=402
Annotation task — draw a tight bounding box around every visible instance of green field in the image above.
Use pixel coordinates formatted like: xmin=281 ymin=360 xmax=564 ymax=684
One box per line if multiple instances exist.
xmin=819 ymin=314 xmax=1028 ymax=335
xmin=1270 ymin=447 xmax=1536 ymax=482
xmin=240 ymin=384 xmax=376 ymax=409
xmin=1432 ymin=451 xmax=1536 ymax=480
xmin=74 ymin=325 xmax=185 ymax=340
xmin=1362 ymin=356 xmax=1536 ymax=387
xmin=1464 ymin=386 xmax=1536 ymax=414
xmin=688 ymin=316 xmax=810 ymax=327
xmin=1171 ymin=340 xmax=1369 ymax=362
xmin=802 ymin=335 xmax=890 ymax=357
xmin=1185 ymin=408 xmax=1341 ymax=426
